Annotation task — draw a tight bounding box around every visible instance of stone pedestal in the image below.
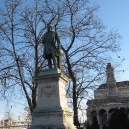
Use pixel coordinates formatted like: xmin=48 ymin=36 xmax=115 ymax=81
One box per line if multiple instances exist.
xmin=29 ymin=68 xmax=76 ymax=129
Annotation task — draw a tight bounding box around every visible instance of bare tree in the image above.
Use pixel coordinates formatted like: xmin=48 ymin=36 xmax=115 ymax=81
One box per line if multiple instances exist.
xmin=49 ymin=0 xmax=121 ymax=126
xmin=0 ymin=0 xmax=25 ymax=102
xmin=0 ymin=0 xmax=42 ymax=113
xmin=0 ymin=0 xmax=122 ymax=127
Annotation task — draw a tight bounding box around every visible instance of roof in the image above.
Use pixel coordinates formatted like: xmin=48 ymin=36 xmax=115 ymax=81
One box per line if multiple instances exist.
xmin=98 ymin=81 xmax=129 ymax=89
xmin=87 ymin=96 xmax=129 ymax=106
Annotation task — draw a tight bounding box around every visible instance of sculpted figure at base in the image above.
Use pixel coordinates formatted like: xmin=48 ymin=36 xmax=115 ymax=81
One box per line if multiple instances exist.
xmin=42 ymin=24 xmax=62 ymax=70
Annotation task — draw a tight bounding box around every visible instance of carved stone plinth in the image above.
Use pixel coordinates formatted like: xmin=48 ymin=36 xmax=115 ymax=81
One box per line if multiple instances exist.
xmin=29 ymin=68 xmax=76 ymax=129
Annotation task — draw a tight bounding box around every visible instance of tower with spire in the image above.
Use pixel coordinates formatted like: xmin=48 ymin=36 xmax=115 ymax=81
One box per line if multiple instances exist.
xmin=87 ymin=63 xmax=129 ymax=128
xmin=106 ymin=63 xmax=117 ymax=97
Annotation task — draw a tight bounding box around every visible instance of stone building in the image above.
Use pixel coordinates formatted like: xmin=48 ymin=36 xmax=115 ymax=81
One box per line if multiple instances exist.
xmin=87 ymin=63 xmax=129 ymax=128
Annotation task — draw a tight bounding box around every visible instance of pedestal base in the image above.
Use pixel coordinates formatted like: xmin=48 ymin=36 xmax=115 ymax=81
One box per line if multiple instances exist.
xmin=29 ymin=68 xmax=76 ymax=129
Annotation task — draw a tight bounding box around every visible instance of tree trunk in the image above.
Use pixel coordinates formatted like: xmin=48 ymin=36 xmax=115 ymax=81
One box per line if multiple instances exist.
xmin=65 ymin=52 xmax=78 ymax=127
xmin=73 ymin=83 xmax=78 ymax=127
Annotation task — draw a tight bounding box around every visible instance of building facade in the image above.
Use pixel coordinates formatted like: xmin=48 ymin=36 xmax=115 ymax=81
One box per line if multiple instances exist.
xmin=87 ymin=63 xmax=129 ymax=128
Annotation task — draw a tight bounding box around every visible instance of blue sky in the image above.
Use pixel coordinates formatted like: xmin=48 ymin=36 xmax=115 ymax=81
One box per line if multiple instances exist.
xmin=0 ymin=0 xmax=129 ymax=121
xmin=92 ymin=0 xmax=129 ymax=81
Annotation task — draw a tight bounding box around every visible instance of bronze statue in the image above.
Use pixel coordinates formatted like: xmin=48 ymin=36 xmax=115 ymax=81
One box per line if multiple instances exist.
xmin=42 ymin=24 xmax=62 ymax=70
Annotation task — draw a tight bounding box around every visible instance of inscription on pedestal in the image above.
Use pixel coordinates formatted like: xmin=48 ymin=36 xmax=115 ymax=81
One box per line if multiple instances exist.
xmin=40 ymin=85 xmax=56 ymax=98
